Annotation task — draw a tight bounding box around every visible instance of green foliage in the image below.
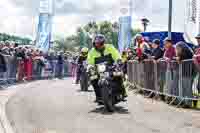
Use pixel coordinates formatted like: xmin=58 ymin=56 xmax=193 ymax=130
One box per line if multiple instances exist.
xmin=54 ymin=21 xmax=141 ymax=52
xmin=131 ymin=29 xmax=142 ymax=37
xmin=0 ymin=33 xmax=32 ymax=45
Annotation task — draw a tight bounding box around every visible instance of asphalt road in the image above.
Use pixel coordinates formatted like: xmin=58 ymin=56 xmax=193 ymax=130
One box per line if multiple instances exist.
xmin=5 ymin=78 xmax=200 ymax=133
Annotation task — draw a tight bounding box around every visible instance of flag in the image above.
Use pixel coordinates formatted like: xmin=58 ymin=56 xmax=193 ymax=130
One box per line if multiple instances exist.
xmin=118 ymin=16 xmax=132 ymax=53
xmin=36 ymin=13 xmax=52 ymax=53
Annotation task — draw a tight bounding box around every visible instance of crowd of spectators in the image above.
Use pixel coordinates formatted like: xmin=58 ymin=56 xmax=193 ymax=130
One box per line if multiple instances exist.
xmin=0 ymin=41 xmax=72 ymax=84
xmin=123 ymin=33 xmax=200 ymax=65
xmin=124 ymin=33 xmax=200 ymax=108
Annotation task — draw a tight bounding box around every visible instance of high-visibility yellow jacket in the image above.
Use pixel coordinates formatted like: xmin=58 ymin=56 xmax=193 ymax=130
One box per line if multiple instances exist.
xmin=87 ymin=44 xmax=121 ymax=65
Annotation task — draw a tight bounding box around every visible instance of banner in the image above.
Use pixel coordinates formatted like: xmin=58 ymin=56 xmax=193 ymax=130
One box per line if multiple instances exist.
xmin=185 ymin=0 xmax=199 ymax=44
xmin=118 ymin=16 xmax=132 ymax=53
xmin=197 ymin=0 xmax=200 ymax=34
xmin=36 ymin=13 xmax=52 ymax=53
xmin=40 ymin=0 xmax=53 ymax=14
xmin=119 ymin=0 xmax=132 ymax=17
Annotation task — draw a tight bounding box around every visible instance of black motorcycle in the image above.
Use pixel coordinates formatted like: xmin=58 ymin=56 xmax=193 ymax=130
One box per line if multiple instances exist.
xmin=89 ymin=62 xmax=124 ymax=112
xmin=79 ymin=61 xmax=89 ymax=91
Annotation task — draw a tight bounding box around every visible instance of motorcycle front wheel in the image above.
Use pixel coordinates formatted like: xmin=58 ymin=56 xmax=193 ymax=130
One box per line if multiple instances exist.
xmin=102 ymin=85 xmax=114 ymax=112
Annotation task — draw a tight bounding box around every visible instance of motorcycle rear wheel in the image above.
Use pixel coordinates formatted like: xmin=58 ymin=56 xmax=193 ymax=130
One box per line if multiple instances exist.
xmin=80 ymin=72 xmax=89 ymax=91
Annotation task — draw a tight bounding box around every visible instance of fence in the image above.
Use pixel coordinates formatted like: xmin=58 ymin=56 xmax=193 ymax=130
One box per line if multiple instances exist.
xmin=127 ymin=59 xmax=200 ymax=107
xmin=0 ymin=55 xmax=75 ymax=89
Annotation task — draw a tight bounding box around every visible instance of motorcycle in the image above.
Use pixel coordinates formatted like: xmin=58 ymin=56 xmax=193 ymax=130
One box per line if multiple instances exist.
xmin=79 ymin=61 xmax=89 ymax=91
xmin=89 ymin=62 xmax=124 ymax=112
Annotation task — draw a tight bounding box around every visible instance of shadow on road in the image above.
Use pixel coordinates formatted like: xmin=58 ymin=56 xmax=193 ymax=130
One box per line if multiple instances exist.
xmin=89 ymin=106 xmax=130 ymax=115
xmin=76 ymin=90 xmax=94 ymax=92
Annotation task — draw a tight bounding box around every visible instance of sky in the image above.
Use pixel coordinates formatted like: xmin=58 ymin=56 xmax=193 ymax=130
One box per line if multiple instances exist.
xmin=0 ymin=0 xmax=188 ymax=39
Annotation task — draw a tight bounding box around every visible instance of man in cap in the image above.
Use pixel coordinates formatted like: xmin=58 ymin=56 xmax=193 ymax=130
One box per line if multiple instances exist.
xmin=0 ymin=41 xmax=4 ymax=52
xmin=5 ymin=40 xmax=10 ymax=48
xmin=151 ymin=39 xmax=164 ymax=60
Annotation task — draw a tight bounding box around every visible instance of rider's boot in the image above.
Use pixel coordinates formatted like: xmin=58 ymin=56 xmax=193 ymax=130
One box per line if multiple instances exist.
xmin=91 ymin=80 xmax=102 ymax=103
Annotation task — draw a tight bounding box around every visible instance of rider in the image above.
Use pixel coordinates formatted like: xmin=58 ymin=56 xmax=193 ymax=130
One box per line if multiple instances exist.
xmin=75 ymin=47 xmax=89 ymax=84
xmin=87 ymin=34 xmax=127 ymax=103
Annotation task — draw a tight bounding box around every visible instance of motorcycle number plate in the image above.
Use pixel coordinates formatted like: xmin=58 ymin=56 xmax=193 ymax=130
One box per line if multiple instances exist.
xmin=100 ymin=72 xmax=109 ymax=77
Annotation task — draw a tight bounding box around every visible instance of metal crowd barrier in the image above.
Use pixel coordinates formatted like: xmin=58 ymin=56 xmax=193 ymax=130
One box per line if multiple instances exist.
xmin=0 ymin=55 xmax=74 ymax=89
xmin=127 ymin=59 xmax=200 ymax=107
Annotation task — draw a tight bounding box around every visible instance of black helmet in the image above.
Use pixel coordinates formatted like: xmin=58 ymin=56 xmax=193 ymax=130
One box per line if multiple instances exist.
xmin=93 ymin=34 xmax=106 ymax=47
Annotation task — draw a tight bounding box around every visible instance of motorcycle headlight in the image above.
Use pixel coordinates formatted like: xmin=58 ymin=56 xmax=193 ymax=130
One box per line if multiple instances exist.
xmin=97 ymin=65 xmax=106 ymax=73
xmin=113 ymin=71 xmax=123 ymax=77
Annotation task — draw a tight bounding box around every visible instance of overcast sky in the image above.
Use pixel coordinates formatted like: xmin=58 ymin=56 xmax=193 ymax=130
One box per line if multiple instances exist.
xmin=0 ymin=0 xmax=187 ymax=39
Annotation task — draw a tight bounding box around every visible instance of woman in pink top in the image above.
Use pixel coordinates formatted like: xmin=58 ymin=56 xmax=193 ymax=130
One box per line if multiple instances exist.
xmin=163 ymin=38 xmax=176 ymax=61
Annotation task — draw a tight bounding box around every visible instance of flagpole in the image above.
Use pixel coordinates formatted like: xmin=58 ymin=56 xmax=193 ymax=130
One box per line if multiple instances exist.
xmin=168 ymin=0 xmax=173 ymax=39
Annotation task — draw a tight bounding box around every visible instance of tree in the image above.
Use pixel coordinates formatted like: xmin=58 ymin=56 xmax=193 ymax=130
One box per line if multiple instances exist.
xmin=53 ymin=21 xmax=141 ymax=52
xmin=131 ymin=29 xmax=142 ymax=37
xmin=54 ymin=35 xmax=80 ymax=52
xmin=0 ymin=33 xmax=32 ymax=45
xmin=76 ymin=27 xmax=86 ymax=48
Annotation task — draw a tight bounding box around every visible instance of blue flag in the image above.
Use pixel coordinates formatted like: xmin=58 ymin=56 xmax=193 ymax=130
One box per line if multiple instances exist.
xmin=118 ymin=16 xmax=132 ymax=53
xmin=36 ymin=13 xmax=52 ymax=53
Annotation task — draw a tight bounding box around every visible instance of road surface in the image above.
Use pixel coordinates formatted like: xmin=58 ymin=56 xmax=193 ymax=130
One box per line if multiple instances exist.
xmin=5 ymin=78 xmax=200 ymax=133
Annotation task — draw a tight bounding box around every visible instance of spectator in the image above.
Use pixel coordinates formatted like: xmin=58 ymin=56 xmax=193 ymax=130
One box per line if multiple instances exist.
xmin=42 ymin=54 xmax=52 ymax=79
xmin=163 ymin=37 xmax=176 ymax=61
xmin=9 ymin=47 xmax=18 ymax=82
xmin=127 ymin=48 xmax=136 ymax=60
xmin=38 ymin=51 xmax=45 ymax=79
xmin=194 ymin=34 xmax=200 ymax=50
xmin=121 ymin=50 xmax=128 ymax=74
xmin=63 ymin=53 xmax=69 ymax=77
xmin=0 ymin=41 xmax=4 ymax=52
xmin=121 ymin=50 xmax=128 ymax=63
xmin=151 ymin=39 xmax=165 ymax=101
xmin=151 ymin=39 xmax=164 ymax=60
xmin=33 ymin=50 xmax=45 ymax=79
xmin=47 ymin=52 xmax=55 ymax=77
xmin=16 ymin=47 xmax=25 ymax=59
xmin=135 ymin=34 xmax=150 ymax=53
xmin=175 ymin=41 xmax=194 ymax=62
xmin=0 ymin=51 xmax=7 ymax=73
xmin=1 ymin=47 xmax=10 ymax=55
xmin=193 ymin=34 xmax=200 ymax=66
xmin=71 ymin=56 xmax=77 ymax=78
xmin=175 ymin=41 xmax=194 ymax=108
xmin=163 ymin=38 xmax=176 ymax=103
xmin=193 ymin=34 xmax=200 ymax=68
xmin=5 ymin=41 xmax=10 ymax=48
xmin=16 ymin=46 xmax=26 ymax=81
xmin=14 ymin=43 xmax=19 ymax=48
xmin=134 ymin=34 xmax=149 ymax=61
xmin=24 ymin=48 xmax=33 ymax=80
xmin=193 ymin=34 xmax=200 ymax=107
xmin=56 ymin=52 xmax=64 ymax=79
